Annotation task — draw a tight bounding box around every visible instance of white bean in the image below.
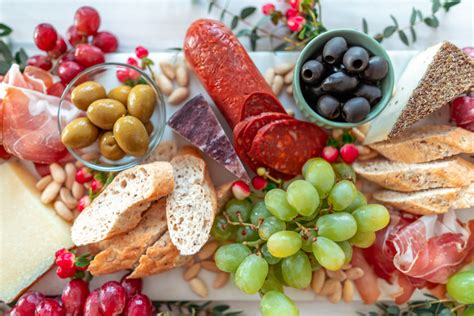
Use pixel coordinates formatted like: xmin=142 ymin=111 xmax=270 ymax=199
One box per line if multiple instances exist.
xmin=159 ymin=61 xmax=175 ymax=80
xmin=41 ymin=181 xmax=61 ymax=204
xmin=175 ymin=64 xmax=189 ymax=87
xmin=271 ymin=75 xmax=284 ymax=96
xmin=284 ymin=69 xmax=294 ymax=85
xmin=274 ymin=62 xmax=294 ymax=75
xmin=49 ymin=163 xmax=66 ymax=184
xmin=36 ymin=175 xmax=53 ymax=191
xmin=54 ymin=200 xmax=74 ymax=222
xmin=71 ymin=181 xmax=85 ymax=200
xmin=60 ymin=188 xmax=78 ymax=209
xmin=64 ymin=163 xmax=76 ymax=190
xmin=264 ymin=68 xmax=275 ymax=86
xmin=157 ymin=74 xmax=173 ymax=96
xmin=168 ymin=87 xmax=189 ymax=105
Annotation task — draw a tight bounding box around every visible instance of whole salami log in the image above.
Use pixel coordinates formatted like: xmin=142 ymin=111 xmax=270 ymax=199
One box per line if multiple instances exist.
xmin=183 ymin=19 xmax=286 ymax=128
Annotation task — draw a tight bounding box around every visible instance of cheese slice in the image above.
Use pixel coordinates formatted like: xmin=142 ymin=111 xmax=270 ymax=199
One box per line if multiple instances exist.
xmin=0 ymin=161 xmax=73 ymax=303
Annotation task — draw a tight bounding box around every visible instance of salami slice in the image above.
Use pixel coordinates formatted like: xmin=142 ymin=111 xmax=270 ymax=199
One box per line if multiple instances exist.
xmin=240 ymin=92 xmax=286 ymax=122
xmin=249 ymin=120 xmax=328 ymax=175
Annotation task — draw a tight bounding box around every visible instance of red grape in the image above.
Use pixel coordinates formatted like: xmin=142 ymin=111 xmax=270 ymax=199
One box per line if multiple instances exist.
xmin=66 ymin=26 xmax=85 ymax=47
xmin=60 ymin=51 xmax=76 ymax=63
xmin=74 ymin=6 xmax=100 ymax=35
xmin=451 ymin=95 xmax=474 ymax=132
xmin=124 ymin=294 xmax=152 ymax=316
xmin=83 ymin=290 xmax=101 ymax=316
xmin=15 ymin=292 xmax=45 ymax=315
xmin=34 ymin=23 xmax=58 ymax=51
xmin=98 ymin=281 xmax=126 ymax=316
xmin=120 ymin=275 xmax=143 ymax=298
xmin=48 ymin=37 xmax=67 ymax=59
xmin=47 ymin=82 xmax=66 ymax=97
xmin=34 ymin=298 xmax=65 ymax=316
xmin=93 ymin=31 xmax=118 ymax=53
xmin=339 ymin=144 xmax=359 ymax=164
xmin=62 ymin=279 xmax=89 ymax=316
xmin=321 ymin=146 xmax=339 ymax=163
xmin=74 ymin=44 xmax=105 ymax=67
xmin=27 ymin=55 xmax=52 ymax=71
xmin=57 ymin=61 xmax=84 ymax=84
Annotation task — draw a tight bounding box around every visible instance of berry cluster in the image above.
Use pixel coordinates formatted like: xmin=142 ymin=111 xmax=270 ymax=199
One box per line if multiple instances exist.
xmin=261 ymin=0 xmax=308 ymax=33
xmin=116 ymin=46 xmax=152 ymax=84
xmin=74 ymin=167 xmax=112 ymax=212
xmin=320 ymin=131 xmax=359 ymax=164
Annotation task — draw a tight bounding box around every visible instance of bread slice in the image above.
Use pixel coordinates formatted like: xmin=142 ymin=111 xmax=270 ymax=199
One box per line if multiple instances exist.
xmin=87 ymin=200 xmax=168 ymax=276
xmin=216 ymin=181 xmax=234 ymax=213
xmin=368 ymin=125 xmax=474 ymax=163
xmin=71 ymin=162 xmax=174 ymax=246
xmin=353 ymin=157 xmax=474 ymax=192
xmin=144 ymin=140 xmax=178 ymax=163
xmin=166 ymin=147 xmax=217 ymax=255
xmin=128 ymin=231 xmax=191 ymax=278
xmin=373 ymin=184 xmax=474 ymax=215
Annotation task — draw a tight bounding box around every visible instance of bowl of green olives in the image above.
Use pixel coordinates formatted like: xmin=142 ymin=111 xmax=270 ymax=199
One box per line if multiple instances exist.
xmin=58 ymin=62 xmax=166 ymax=172
xmin=293 ymin=29 xmax=395 ymax=128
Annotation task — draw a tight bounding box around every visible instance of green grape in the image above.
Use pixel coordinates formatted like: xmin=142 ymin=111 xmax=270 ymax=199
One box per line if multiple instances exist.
xmin=464 ymin=306 xmax=474 ymax=316
xmin=271 ymin=262 xmax=286 ymax=285
xmin=260 ymin=270 xmax=284 ymax=294
xmin=312 ymin=236 xmax=345 ymax=271
xmin=214 ymin=243 xmax=251 ymax=273
xmin=337 ymin=241 xmax=353 ymax=265
xmin=258 ymin=216 xmax=286 ymax=240
xmin=261 ymin=243 xmax=281 ymax=265
xmin=225 ymin=198 xmax=252 ymax=222
xmin=352 ymin=204 xmax=390 ymax=232
xmin=328 ymin=180 xmax=356 ymax=211
xmin=316 ymin=212 xmax=357 ymax=241
xmin=303 ymin=158 xmax=336 ymax=198
xmin=260 ymin=291 xmax=299 ymax=316
xmin=332 ymin=163 xmax=356 ymax=183
xmin=235 ymin=254 xmax=268 ymax=294
xmin=264 ymin=189 xmax=298 ymax=221
xmin=281 ymin=251 xmax=312 ymax=289
xmin=308 ymin=253 xmax=322 ymax=271
xmin=349 ymin=231 xmax=376 ymax=248
xmin=342 ymin=191 xmax=367 ymax=213
xmin=286 ymin=180 xmax=320 ymax=216
xmin=447 ymin=271 xmax=474 ymax=304
xmin=235 ymin=226 xmax=259 ymax=243
xmin=211 ymin=214 xmax=235 ymax=241
xmin=301 ymin=230 xmax=318 ymax=253
xmin=267 ymin=231 xmax=302 ymax=258
xmin=250 ymin=200 xmax=272 ymax=225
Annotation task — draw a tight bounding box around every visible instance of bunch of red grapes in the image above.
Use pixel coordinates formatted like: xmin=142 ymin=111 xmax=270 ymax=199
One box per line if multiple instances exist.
xmin=28 ymin=6 xmax=118 ymax=87
xmin=450 ymin=47 xmax=474 ymax=132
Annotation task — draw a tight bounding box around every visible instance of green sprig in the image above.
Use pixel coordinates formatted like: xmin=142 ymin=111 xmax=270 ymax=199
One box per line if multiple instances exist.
xmin=154 ymin=301 xmax=242 ymax=316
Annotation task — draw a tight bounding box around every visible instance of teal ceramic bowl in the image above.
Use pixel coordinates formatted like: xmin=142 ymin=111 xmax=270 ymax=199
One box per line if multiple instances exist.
xmin=293 ymin=29 xmax=395 ymax=129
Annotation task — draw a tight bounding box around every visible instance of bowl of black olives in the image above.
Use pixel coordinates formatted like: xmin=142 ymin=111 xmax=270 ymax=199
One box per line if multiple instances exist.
xmin=293 ymin=29 xmax=394 ymax=128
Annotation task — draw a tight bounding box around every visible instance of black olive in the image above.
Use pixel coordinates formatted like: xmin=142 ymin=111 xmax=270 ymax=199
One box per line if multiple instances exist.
xmin=316 ymin=95 xmax=341 ymax=119
xmin=315 ymin=54 xmax=323 ymax=63
xmin=343 ymin=46 xmax=369 ymax=72
xmin=301 ymin=60 xmax=325 ymax=84
xmin=322 ymin=37 xmax=348 ymax=64
xmin=342 ymin=97 xmax=371 ymax=123
xmin=354 ymin=83 xmax=382 ymax=105
xmin=321 ymin=72 xmax=359 ymax=93
xmin=362 ymin=56 xmax=388 ymax=81
xmin=309 ymin=85 xmax=325 ymax=100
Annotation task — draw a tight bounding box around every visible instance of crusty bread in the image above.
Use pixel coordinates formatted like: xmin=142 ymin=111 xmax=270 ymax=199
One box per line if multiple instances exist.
xmin=216 ymin=181 xmax=234 ymax=213
xmin=128 ymin=231 xmax=191 ymax=278
xmin=373 ymin=184 xmax=474 ymax=215
xmin=369 ymin=125 xmax=474 ymax=163
xmin=353 ymin=157 xmax=474 ymax=192
xmin=71 ymin=162 xmax=174 ymax=246
xmin=87 ymin=200 xmax=168 ymax=276
xmin=144 ymin=140 xmax=178 ymax=163
xmin=166 ymin=147 xmax=217 ymax=255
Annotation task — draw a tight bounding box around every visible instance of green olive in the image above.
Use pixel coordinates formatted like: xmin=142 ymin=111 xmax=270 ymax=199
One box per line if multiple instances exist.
xmin=144 ymin=121 xmax=154 ymax=135
xmin=108 ymin=85 xmax=131 ymax=105
xmin=87 ymin=98 xmax=127 ymax=130
xmin=127 ymin=84 xmax=156 ymax=123
xmin=71 ymin=81 xmax=107 ymax=111
xmin=99 ymin=131 xmax=126 ymax=161
xmin=113 ymin=116 xmax=149 ymax=157
xmin=61 ymin=117 xmax=99 ymax=149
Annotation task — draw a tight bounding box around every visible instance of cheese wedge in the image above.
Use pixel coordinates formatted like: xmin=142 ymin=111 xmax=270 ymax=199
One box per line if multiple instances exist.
xmin=0 ymin=161 xmax=73 ymax=303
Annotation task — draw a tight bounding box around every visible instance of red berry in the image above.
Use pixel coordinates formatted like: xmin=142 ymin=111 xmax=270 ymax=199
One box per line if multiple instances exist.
xmin=62 ymin=279 xmax=89 ymax=316
xmin=116 ymin=69 xmax=130 ymax=83
xmin=128 ymin=69 xmax=141 ymax=80
xmin=74 ymin=6 xmax=101 ymax=36
xmin=27 ymin=55 xmax=52 ymax=71
xmin=48 ymin=37 xmax=67 ymax=59
xmin=77 ymin=196 xmax=91 ymax=212
xmin=55 ymin=248 xmax=67 ymax=258
xmin=120 ymin=275 xmax=143 ymax=298
xmin=56 ymin=252 xmax=75 ymax=269
xmin=451 ymin=95 xmax=474 ymax=132
xmin=34 ymin=298 xmax=65 ymax=316
xmin=56 ymin=265 xmax=76 ymax=279
xmin=321 ymin=146 xmax=339 ymax=163
xmin=15 ymin=292 xmax=45 ymax=315
xmin=127 ymin=57 xmax=138 ymax=67
xmin=231 ymin=180 xmax=251 ymax=200
xmin=289 ymin=0 xmax=299 ymax=8
xmin=47 ymin=82 xmax=66 ymax=97
xmin=90 ymin=179 xmax=103 ymax=193
xmin=83 ymin=290 xmax=101 ymax=316
xmin=66 ymin=26 xmax=85 ymax=47
xmin=339 ymin=144 xmax=359 ymax=164
xmin=287 ymin=15 xmax=305 ymax=32
xmin=285 ymin=8 xmax=298 ymax=19
xmin=251 ymin=176 xmax=267 ymax=191
xmin=57 ymin=61 xmax=84 ymax=84
xmin=98 ymin=281 xmax=126 ymax=316
xmin=75 ymin=167 xmax=93 ymax=184
xmin=124 ymin=294 xmax=152 ymax=316
xmin=34 ymin=23 xmax=58 ymax=51
xmin=135 ymin=46 xmax=148 ymax=59
xmin=93 ymin=31 xmax=118 ymax=53
xmin=262 ymin=3 xmax=275 ymax=15
xmin=74 ymin=44 xmax=105 ymax=67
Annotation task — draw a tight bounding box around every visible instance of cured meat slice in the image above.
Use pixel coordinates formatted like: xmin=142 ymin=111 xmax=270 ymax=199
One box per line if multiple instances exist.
xmin=183 ymin=19 xmax=285 ymax=128
xmin=168 ymin=94 xmax=249 ymax=181
xmin=249 ymin=120 xmax=327 ymax=176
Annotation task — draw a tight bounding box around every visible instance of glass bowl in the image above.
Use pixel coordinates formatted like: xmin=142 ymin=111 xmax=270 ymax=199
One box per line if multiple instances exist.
xmin=58 ymin=62 xmax=166 ymax=172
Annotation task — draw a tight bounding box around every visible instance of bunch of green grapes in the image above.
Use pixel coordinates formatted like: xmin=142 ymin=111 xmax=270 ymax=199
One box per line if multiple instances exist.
xmin=211 ymin=158 xmax=390 ymax=316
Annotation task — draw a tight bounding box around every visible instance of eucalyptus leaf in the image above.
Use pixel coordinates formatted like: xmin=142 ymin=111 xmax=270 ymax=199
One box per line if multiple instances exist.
xmin=410 ymin=27 xmax=417 ymax=42
xmin=417 ymin=9 xmax=423 ymax=20
xmin=231 ymin=16 xmax=239 ymax=30
xmin=15 ymin=48 xmax=28 ymax=68
xmin=383 ymin=25 xmax=397 ymax=38
xmin=240 ymin=6 xmax=256 ymax=19
xmin=236 ymin=28 xmax=251 ymax=37
xmin=250 ymin=29 xmax=259 ymax=51
xmin=0 ymin=23 xmax=13 ymax=37
xmin=390 ymin=14 xmax=398 ymax=27
xmin=0 ymin=60 xmax=11 ymax=75
xmin=398 ymin=30 xmax=409 ymax=46
xmin=443 ymin=0 xmax=461 ymax=11
xmin=432 ymin=0 xmax=441 ymax=13
xmin=410 ymin=7 xmax=417 ymax=25
xmin=208 ymin=1 xmax=214 ymax=14
xmin=362 ymin=18 xmax=368 ymax=34
xmin=220 ymin=9 xmax=226 ymax=21
xmin=0 ymin=40 xmax=13 ymax=63
xmin=424 ymin=16 xmax=439 ymax=27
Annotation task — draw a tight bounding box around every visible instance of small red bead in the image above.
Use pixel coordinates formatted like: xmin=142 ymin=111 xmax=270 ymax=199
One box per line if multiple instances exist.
xmin=339 ymin=144 xmax=359 ymax=164
xmin=285 ymin=8 xmax=298 ymax=19
xmin=116 ymin=69 xmax=130 ymax=83
xmin=128 ymin=69 xmax=141 ymax=80
xmin=75 ymin=167 xmax=93 ymax=184
xmin=287 ymin=15 xmax=305 ymax=32
xmin=77 ymin=196 xmax=91 ymax=212
xmin=321 ymin=146 xmax=339 ymax=163
xmin=56 ymin=265 xmax=76 ymax=279
xmin=262 ymin=3 xmax=275 ymax=15
xmin=127 ymin=57 xmax=138 ymax=67
xmin=55 ymin=248 xmax=67 ymax=258
xmin=251 ymin=176 xmax=268 ymax=191
xmin=135 ymin=46 xmax=149 ymax=59
xmin=90 ymin=179 xmax=103 ymax=193
xmin=56 ymin=252 xmax=75 ymax=269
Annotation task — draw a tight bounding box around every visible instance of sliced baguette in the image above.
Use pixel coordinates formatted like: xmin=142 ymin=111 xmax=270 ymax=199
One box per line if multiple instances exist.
xmin=216 ymin=181 xmax=234 ymax=213
xmin=369 ymin=125 xmax=474 ymax=163
xmin=353 ymin=157 xmax=474 ymax=192
xmin=87 ymin=200 xmax=168 ymax=276
xmin=166 ymin=147 xmax=217 ymax=255
xmin=373 ymin=184 xmax=474 ymax=215
xmin=71 ymin=162 xmax=174 ymax=246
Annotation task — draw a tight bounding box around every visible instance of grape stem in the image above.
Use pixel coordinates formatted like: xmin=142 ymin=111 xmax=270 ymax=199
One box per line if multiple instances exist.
xmin=243 ymin=239 xmax=265 ymax=249
xmin=295 ymin=222 xmax=318 ymax=237
xmin=222 ymin=212 xmax=259 ymax=230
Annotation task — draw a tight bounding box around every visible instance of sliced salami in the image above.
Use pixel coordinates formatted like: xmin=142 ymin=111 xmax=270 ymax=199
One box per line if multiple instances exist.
xmin=240 ymin=92 xmax=286 ymax=122
xmin=249 ymin=120 xmax=328 ymax=176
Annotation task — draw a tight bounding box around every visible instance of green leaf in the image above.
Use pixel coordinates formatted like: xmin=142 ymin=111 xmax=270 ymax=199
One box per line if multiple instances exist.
xmin=231 ymin=16 xmax=239 ymax=30
xmin=0 ymin=60 xmax=10 ymax=75
xmin=432 ymin=0 xmax=441 ymax=13
xmin=166 ymin=47 xmax=182 ymax=52
xmin=386 ymin=305 xmax=400 ymax=315
xmin=240 ymin=6 xmax=256 ymax=19
xmin=0 ymin=40 xmax=13 ymax=63
xmin=15 ymin=49 xmax=28 ymax=68
xmin=383 ymin=26 xmax=397 ymax=38
xmin=410 ymin=7 xmax=417 ymax=25
xmin=362 ymin=18 xmax=368 ymax=34
xmin=410 ymin=27 xmax=417 ymax=42
xmin=390 ymin=15 xmax=399 ymax=27
xmin=208 ymin=1 xmax=214 ymax=14
xmin=220 ymin=9 xmax=226 ymax=22
xmin=443 ymin=0 xmax=461 ymax=11
xmin=270 ymin=11 xmax=282 ymax=25
xmin=327 ymin=138 xmax=339 ymax=148
xmin=398 ymin=30 xmax=409 ymax=46
xmin=0 ymin=23 xmax=13 ymax=37
xmin=341 ymin=131 xmax=356 ymax=144
xmin=249 ymin=28 xmax=259 ymax=51
xmin=417 ymin=9 xmax=423 ymax=20
xmin=424 ymin=16 xmax=439 ymax=27
xmin=236 ymin=28 xmax=251 ymax=37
